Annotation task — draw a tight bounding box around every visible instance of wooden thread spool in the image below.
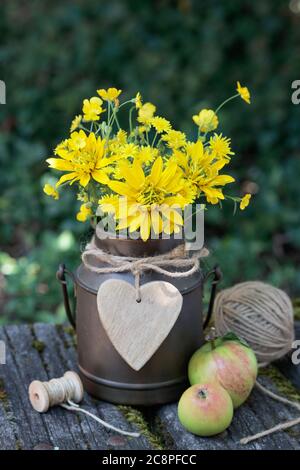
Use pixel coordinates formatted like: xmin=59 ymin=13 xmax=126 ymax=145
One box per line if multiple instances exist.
xmin=29 ymin=371 xmax=84 ymax=413
xmin=28 ymin=371 xmax=140 ymax=437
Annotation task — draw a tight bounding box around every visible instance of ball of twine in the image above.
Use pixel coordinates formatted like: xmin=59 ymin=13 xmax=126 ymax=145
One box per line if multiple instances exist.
xmin=214 ymin=281 xmax=295 ymax=366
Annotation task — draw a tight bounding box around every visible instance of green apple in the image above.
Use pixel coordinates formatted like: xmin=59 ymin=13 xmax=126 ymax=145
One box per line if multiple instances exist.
xmin=178 ymin=383 xmax=233 ymax=436
xmin=188 ymin=332 xmax=258 ymax=408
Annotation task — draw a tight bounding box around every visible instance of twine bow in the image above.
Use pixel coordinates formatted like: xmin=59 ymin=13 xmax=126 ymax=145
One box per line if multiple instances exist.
xmin=82 ymin=238 xmax=209 ymax=301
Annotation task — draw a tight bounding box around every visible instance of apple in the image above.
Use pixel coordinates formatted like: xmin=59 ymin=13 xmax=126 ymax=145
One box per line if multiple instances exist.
xmin=188 ymin=332 xmax=258 ymax=408
xmin=178 ymin=382 xmax=233 ymax=436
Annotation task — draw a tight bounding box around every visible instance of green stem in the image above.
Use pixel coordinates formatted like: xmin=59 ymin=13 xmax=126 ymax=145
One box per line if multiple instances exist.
xmin=118 ymin=99 xmax=134 ymax=109
xmin=113 ymin=109 xmax=121 ymax=130
xmin=214 ymin=93 xmax=239 ymax=115
xmin=145 ymin=129 xmax=150 ymax=145
xmin=107 ymin=101 xmax=111 ymax=125
xmin=129 ymin=106 xmax=134 ymax=134
xmin=79 ymin=124 xmax=92 ymax=133
xmin=151 ymin=131 xmax=158 ymax=147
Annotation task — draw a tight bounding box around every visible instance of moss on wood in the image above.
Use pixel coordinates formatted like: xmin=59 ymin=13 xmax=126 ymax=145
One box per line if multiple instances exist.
xmin=118 ymin=405 xmax=164 ymax=450
xmin=0 ymin=378 xmax=7 ymax=403
xmin=293 ymin=299 xmax=300 ymax=320
xmin=15 ymin=440 xmax=23 ymax=450
xmin=259 ymin=365 xmax=300 ymax=403
xmin=31 ymin=339 xmax=45 ymax=353
xmin=55 ymin=324 xmax=77 ymax=349
xmin=0 ymin=377 xmax=10 ymax=414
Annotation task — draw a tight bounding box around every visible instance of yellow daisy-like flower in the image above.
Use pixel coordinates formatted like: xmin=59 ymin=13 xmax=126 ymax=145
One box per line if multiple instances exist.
xmin=82 ymin=97 xmax=105 ymax=121
xmin=47 ymin=131 xmax=116 ymax=187
xmin=175 ymin=140 xmax=235 ymax=203
xmin=43 ymin=183 xmax=59 ymax=200
xmin=108 ymin=130 xmax=128 ymax=154
xmin=68 ymin=130 xmax=87 ymax=152
xmin=138 ymin=102 xmax=156 ymax=125
xmin=150 ymin=116 xmax=171 ymax=133
xmin=162 ymin=130 xmax=186 ymax=149
xmin=76 ymin=204 xmax=92 ymax=222
xmin=116 ymin=129 xmax=127 ymax=144
xmin=192 ymin=109 xmax=219 ymax=133
xmin=118 ymin=143 xmax=139 ymax=159
xmin=135 ymin=92 xmax=142 ymax=109
xmin=135 ymin=146 xmax=159 ymax=165
xmin=70 ymin=115 xmax=82 ymax=132
xmin=236 ymin=81 xmax=251 ymax=104
xmin=209 ymin=133 xmax=235 ymax=161
xmin=240 ymin=193 xmax=251 ymax=210
xmin=99 ymin=157 xmax=191 ymax=240
xmin=97 ymin=87 xmax=122 ymax=102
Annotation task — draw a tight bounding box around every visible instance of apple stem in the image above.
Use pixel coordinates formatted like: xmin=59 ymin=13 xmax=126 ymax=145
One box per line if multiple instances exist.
xmin=205 ymin=327 xmax=217 ymax=350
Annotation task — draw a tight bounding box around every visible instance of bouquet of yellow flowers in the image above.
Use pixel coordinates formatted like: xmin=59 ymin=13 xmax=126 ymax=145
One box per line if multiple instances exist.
xmin=44 ymin=83 xmax=251 ymax=241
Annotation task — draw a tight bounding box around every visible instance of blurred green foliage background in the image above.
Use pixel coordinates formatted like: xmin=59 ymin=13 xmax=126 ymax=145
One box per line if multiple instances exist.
xmin=1 ymin=0 xmax=300 ymax=324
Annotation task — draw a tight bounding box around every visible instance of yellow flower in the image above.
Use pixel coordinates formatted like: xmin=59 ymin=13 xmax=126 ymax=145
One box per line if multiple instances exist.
xmin=99 ymin=157 xmax=191 ymax=241
xmin=118 ymin=143 xmax=139 ymax=159
xmin=240 ymin=193 xmax=251 ymax=210
xmin=209 ymin=133 xmax=235 ymax=161
xmin=236 ymin=81 xmax=251 ymax=104
xmin=162 ymin=130 xmax=186 ymax=149
xmin=150 ymin=116 xmax=171 ymax=133
xmin=138 ymin=102 xmax=156 ymax=125
xmin=68 ymin=130 xmax=87 ymax=152
xmin=192 ymin=109 xmax=218 ymax=133
xmin=98 ymin=194 xmax=120 ymax=214
xmin=135 ymin=146 xmax=159 ymax=164
xmin=70 ymin=115 xmax=82 ymax=132
xmin=47 ymin=131 xmax=116 ymax=187
xmin=97 ymin=87 xmax=122 ymax=102
xmin=135 ymin=92 xmax=142 ymax=109
xmin=175 ymin=140 xmax=235 ymax=203
xmin=108 ymin=129 xmax=128 ymax=154
xmin=116 ymin=129 xmax=127 ymax=144
xmin=82 ymin=97 xmax=105 ymax=121
xmin=43 ymin=183 xmax=59 ymax=200
xmin=76 ymin=204 xmax=92 ymax=222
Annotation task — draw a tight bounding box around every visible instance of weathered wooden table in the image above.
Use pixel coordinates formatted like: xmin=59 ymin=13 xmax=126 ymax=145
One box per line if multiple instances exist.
xmin=0 ymin=323 xmax=299 ymax=450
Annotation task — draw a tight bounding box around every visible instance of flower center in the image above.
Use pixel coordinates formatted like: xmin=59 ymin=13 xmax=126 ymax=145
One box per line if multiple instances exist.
xmin=137 ymin=182 xmax=166 ymax=206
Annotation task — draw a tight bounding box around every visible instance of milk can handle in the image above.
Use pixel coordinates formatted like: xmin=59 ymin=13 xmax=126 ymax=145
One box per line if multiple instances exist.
xmin=202 ymin=265 xmax=222 ymax=330
xmin=56 ymin=264 xmax=76 ymax=329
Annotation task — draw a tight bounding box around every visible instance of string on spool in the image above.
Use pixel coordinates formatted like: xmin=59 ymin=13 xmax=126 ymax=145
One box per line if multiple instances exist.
xmin=213 ymin=281 xmax=298 ymax=444
xmin=29 ymin=371 xmax=140 ymax=438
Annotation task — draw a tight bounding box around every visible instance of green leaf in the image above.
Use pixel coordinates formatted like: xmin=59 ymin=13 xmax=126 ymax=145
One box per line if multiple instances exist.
xmin=221 ymin=331 xmax=251 ymax=349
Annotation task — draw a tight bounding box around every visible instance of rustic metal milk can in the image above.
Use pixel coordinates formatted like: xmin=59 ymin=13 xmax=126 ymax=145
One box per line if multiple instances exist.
xmin=57 ymin=230 xmax=222 ymax=405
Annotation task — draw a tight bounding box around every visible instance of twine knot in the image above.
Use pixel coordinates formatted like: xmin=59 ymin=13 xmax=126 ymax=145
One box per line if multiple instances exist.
xmin=82 ymin=238 xmax=209 ymax=301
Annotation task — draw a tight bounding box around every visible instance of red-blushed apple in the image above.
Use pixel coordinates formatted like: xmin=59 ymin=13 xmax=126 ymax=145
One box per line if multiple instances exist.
xmin=188 ymin=332 xmax=257 ymax=408
xmin=178 ymin=383 xmax=233 ymax=436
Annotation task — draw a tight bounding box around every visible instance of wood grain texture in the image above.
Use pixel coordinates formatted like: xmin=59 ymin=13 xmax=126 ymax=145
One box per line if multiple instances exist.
xmin=0 ymin=322 xmax=299 ymax=450
xmin=97 ymin=280 xmax=183 ymax=371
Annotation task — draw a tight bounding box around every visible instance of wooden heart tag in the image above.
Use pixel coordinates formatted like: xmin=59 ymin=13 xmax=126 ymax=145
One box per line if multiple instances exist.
xmin=97 ymin=279 xmax=183 ymax=371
